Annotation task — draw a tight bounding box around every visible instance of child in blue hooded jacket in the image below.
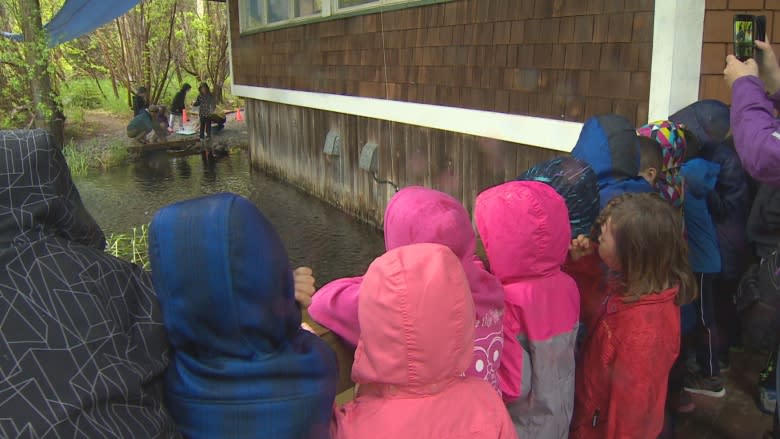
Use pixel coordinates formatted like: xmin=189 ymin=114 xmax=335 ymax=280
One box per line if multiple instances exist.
xmin=571 ymin=114 xmax=655 ymax=209
xmin=149 ymin=193 xmax=338 ymax=439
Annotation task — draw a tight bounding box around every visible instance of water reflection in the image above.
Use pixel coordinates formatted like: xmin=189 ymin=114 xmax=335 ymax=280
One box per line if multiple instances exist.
xmin=75 ymin=150 xmax=385 ymax=284
xmin=175 ymin=158 xmax=192 ymax=179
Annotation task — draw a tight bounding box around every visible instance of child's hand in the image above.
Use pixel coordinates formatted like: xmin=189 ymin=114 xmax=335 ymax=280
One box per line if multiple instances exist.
xmin=300 ymin=322 xmax=317 ymax=334
xmin=569 ymin=234 xmax=594 ymax=262
xmin=294 ymin=266 xmax=316 ymax=308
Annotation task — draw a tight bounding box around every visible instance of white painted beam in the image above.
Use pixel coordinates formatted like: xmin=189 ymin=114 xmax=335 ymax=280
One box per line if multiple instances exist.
xmin=232 ymin=85 xmax=582 ymax=153
xmin=648 ymin=0 xmax=706 ymax=122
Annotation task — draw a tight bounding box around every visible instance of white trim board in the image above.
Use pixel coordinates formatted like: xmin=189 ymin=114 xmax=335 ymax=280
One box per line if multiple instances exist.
xmin=648 ymin=0 xmax=705 ymax=121
xmin=232 ymin=84 xmax=582 ymax=153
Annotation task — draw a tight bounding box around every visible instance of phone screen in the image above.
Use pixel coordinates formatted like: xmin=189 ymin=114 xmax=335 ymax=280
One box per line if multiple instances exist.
xmin=734 ymin=16 xmax=755 ymax=61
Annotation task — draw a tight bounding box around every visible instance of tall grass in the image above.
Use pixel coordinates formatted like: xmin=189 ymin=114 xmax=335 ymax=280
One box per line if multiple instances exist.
xmin=63 ymin=138 xmax=128 ymax=176
xmin=105 ymin=224 xmax=150 ymax=270
xmin=63 ymin=140 xmax=89 ymax=177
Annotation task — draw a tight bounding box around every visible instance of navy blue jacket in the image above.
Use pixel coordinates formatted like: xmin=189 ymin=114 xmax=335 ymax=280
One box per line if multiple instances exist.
xmin=747 ymin=183 xmax=780 ymax=258
xmin=671 ymin=100 xmax=752 ymax=277
xmin=149 ymin=193 xmax=338 ymax=439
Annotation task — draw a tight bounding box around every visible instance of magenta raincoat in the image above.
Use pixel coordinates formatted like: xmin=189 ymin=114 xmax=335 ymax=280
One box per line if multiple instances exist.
xmin=309 ymin=187 xmax=505 ymax=390
xmin=475 ymin=181 xmax=579 ymax=438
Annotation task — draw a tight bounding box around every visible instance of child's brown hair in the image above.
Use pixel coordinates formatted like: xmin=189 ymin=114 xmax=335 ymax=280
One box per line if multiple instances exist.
xmin=592 ymin=193 xmax=697 ymax=305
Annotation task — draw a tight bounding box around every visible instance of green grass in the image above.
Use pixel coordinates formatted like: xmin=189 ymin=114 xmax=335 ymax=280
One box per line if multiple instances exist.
xmin=63 ymin=140 xmax=89 ymax=177
xmin=63 ymin=138 xmax=128 ymax=176
xmin=105 ymin=224 xmax=150 ymax=270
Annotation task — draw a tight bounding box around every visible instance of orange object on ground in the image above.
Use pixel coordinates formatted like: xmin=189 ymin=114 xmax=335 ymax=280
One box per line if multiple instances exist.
xmin=182 ymin=109 xmax=188 ymax=124
xmin=236 ymin=107 xmax=243 ymax=122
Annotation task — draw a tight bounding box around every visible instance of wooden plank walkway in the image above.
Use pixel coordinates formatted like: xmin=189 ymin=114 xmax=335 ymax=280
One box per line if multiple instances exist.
xmin=126 ymin=136 xmax=201 ymax=154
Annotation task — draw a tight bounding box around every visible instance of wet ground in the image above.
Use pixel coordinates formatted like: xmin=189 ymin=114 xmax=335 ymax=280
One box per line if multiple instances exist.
xmin=678 ymin=349 xmax=774 ymax=438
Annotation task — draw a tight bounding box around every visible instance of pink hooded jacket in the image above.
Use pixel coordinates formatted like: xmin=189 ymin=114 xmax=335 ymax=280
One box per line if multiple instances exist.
xmin=330 ymin=243 xmax=517 ymax=439
xmin=309 ymin=187 xmax=506 ymax=390
xmin=475 ymin=181 xmax=579 ymax=439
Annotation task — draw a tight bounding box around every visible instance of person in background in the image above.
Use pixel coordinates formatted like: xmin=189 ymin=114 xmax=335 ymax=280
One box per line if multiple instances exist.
xmin=132 ymin=85 xmax=148 ymax=116
xmin=571 ymin=114 xmax=654 ymax=209
xmin=679 ymin=157 xmax=725 ymax=398
xmin=516 ymin=156 xmax=601 ymax=341
xmin=329 ymin=243 xmax=516 ymax=439
xmin=475 ymin=181 xmax=578 ymax=438
xmin=671 ymin=100 xmax=752 ymax=369
xmin=0 ymin=129 xmax=177 ymax=437
xmin=637 ymin=135 xmax=663 ymax=188
xmin=307 ymin=187 xmax=505 ymax=392
xmin=724 ymin=40 xmax=780 ymax=187
xmin=126 ymin=105 xmax=167 ymax=144
xmin=170 ymin=83 xmax=191 ymax=131
xmin=149 ymin=193 xmax=338 ymax=439
xmin=725 ymin=39 xmax=780 ymax=438
xmin=193 ymin=82 xmax=218 ymax=140
xmin=568 ymin=193 xmax=696 ymax=439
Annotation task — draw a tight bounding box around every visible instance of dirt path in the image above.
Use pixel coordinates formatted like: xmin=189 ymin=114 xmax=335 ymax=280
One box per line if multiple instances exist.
xmin=66 ymin=109 xmax=249 ymax=150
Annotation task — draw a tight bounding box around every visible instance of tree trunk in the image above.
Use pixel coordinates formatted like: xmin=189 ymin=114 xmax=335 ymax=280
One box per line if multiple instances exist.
xmin=18 ymin=0 xmax=65 ymax=148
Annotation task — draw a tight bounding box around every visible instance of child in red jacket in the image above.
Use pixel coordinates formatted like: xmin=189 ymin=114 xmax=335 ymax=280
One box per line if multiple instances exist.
xmin=569 ymin=193 xmax=697 ymax=439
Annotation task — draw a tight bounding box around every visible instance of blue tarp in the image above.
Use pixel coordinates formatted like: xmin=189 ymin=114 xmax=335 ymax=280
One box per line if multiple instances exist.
xmin=3 ymin=0 xmax=141 ymax=46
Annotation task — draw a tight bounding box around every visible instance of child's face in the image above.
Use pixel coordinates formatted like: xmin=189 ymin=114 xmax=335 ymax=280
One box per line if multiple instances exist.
xmin=598 ymin=218 xmax=620 ymax=271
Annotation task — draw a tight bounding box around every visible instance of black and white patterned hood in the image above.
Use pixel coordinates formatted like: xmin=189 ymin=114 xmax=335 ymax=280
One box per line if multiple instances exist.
xmin=0 ymin=129 xmax=178 ymax=437
xmin=0 ymin=129 xmax=105 ymax=249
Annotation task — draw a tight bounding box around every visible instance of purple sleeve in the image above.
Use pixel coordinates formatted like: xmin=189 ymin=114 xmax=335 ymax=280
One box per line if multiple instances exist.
xmin=730 ymin=76 xmax=780 ymax=187
xmin=308 ymin=276 xmax=363 ymax=347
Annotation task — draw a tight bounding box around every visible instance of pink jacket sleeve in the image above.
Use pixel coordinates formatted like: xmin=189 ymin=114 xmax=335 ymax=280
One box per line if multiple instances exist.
xmin=308 ymin=276 xmax=363 ymax=347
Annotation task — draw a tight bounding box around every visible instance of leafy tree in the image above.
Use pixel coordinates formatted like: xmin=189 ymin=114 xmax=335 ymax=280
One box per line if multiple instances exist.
xmin=1 ymin=0 xmax=65 ymax=144
xmin=177 ymin=0 xmax=229 ymax=104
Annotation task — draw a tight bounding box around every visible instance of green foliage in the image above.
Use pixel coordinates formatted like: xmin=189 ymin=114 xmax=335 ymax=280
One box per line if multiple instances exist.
xmin=1 ymin=0 xmax=230 ymax=130
xmin=105 ymin=224 xmax=150 ymax=270
xmin=63 ymin=138 xmax=128 ymax=176
xmin=61 ymin=79 xmax=103 ymax=109
xmin=62 ymin=140 xmax=89 ymax=177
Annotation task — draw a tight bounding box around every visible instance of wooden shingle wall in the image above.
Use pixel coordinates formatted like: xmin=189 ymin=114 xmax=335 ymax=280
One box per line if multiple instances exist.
xmin=700 ymin=0 xmax=777 ymax=103
xmin=246 ymin=100 xmax=561 ymax=226
xmin=230 ymin=0 xmax=655 ymax=126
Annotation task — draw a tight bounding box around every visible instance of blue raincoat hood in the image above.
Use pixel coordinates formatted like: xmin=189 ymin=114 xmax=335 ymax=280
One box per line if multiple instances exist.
xmin=571 ymin=114 xmax=641 ymax=190
xmin=149 ymin=193 xmax=337 ymax=439
xmin=670 ymin=100 xmax=730 ymax=149
xmin=571 ymin=114 xmax=650 ymax=209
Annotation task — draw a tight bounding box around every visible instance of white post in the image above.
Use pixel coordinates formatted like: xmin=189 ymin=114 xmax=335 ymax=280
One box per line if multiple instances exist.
xmin=648 ymin=0 xmax=705 ymax=122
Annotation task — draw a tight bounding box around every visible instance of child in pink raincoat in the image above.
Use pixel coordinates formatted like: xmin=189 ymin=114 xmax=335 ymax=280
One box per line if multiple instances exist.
xmin=308 ymin=187 xmax=506 ymax=390
xmin=330 ymin=243 xmax=517 ymax=439
xmin=475 ymin=180 xmax=579 ymax=438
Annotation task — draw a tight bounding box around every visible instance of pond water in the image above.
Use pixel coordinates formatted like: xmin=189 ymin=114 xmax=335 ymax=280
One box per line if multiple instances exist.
xmin=75 ymin=150 xmax=385 ymax=284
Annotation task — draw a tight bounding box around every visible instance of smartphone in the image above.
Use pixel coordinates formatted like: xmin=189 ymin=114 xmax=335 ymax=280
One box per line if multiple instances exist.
xmin=734 ymin=14 xmax=767 ymax=62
